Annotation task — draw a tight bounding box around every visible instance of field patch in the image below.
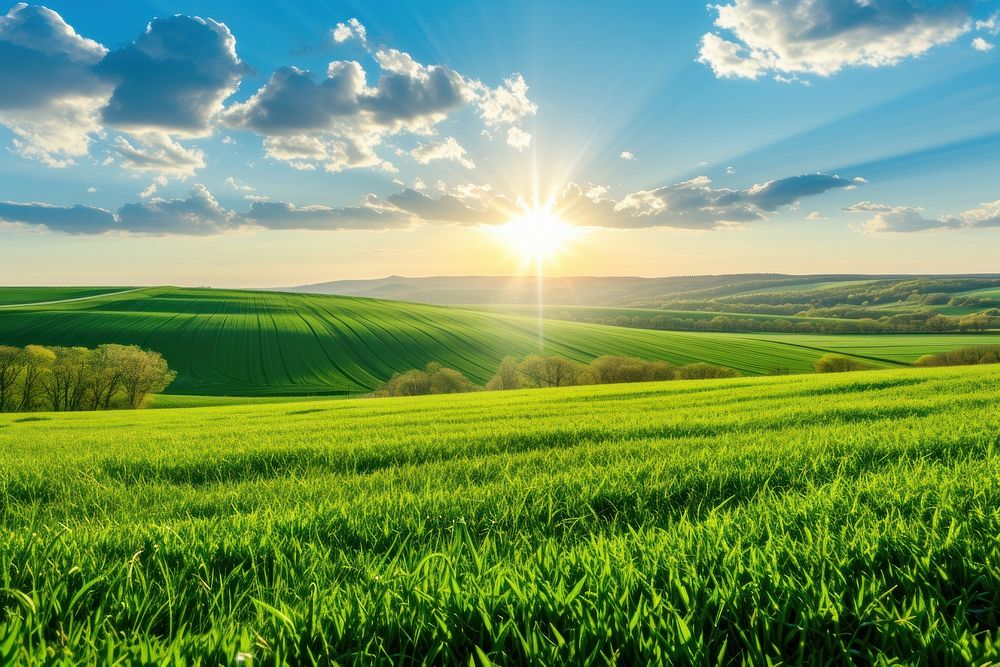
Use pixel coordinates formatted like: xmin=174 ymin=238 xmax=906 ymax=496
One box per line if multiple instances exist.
xmin=0 ymin=365 xmax=998 ymax=662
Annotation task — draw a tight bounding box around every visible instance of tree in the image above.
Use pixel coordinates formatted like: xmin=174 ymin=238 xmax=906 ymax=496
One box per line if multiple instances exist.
xmin=584 ymin=355 xmax=677 ymax=384
xmin=87 ymin=344 xmax=129 ymax=410
xmin=42 ymin=347 xmax=92 ymax=412
xmin=517 ymin=355 xmax=582 ymax=388
xmin=0 ymin=345 xmax=25 ymax=412
xmin=119 ymin=348 xmax=176 ymax=408
xmin=486 ymin=356 xmax=522 ymax=390
xmin=18 ymin=345 xmax=55 ymax=411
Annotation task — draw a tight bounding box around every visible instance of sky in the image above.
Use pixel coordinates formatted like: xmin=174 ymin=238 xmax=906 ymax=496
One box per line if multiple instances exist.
xmin=0 ymin=0 xmax=998 ymax=286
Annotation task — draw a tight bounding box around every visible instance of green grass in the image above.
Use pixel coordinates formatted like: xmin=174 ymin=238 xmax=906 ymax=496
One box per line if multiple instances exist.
xmin=0 ymin=365 xmax=998 ymax=663
xmin=0 ymin=287 xmax=126 ymax=306
xmin=478 ymin=303 xmax=843 ymax=324
xmin=4 ymin=286 xmax=1000 ymax=396
xmin=147 ymin=394 xmax=349 ymax=409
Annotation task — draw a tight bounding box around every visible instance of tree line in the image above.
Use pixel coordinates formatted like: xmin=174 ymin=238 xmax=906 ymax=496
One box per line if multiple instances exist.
xmin=552 ymin=309 xmax=999 ymax=335
xmin=0 ymin=344 xmax=175 ymax=412
xmin=376 ymin=355 xmax=742 ymax=397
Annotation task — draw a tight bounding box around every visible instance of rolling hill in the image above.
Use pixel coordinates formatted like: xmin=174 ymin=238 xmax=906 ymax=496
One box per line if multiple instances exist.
xmin=2 ymin=286 xmax=999 ymax=395
xmin=288 ymin=273 xmax=1000 ymax=307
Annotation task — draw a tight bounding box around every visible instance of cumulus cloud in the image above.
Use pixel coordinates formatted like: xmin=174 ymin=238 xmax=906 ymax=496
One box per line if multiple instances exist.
xmin=698 ymin=0 xmax=975 ymax=80
xmin=332 ymin=18 xmax=367 ymax=46
xmin=222 ymin=31 xmax=532 ymax=171
xmin=0 ymin=6 xmax=241 ymax=176
xmin=1 ymin=170 xmax=862 ymax=236
xmin=410 ymin=137 xmax=475 ymax=168
xmin=380 ymin=172 xmax=858 ymax=230
xmin=620 ymin=151 xmax=636 ymax=161
xmin=848 ymin=198 xmax=1000 ymax=232
xmin=0 ymin=200 xmax=116 ymax=233
xmin=972 ymin=36 xmax=994 ymax=51
xmin=112 ymin=133 xmax=206 ymax=178
xmin=0 ymin=3 xmax=109 ymax=165
xmin=506 ymin=126 xmax=531 ymax=151
xmin=0 ymin=10 xmax=537 ymax=178
xmin=0 ymin=185 xmax=236 ymax=235
xmin=97 ymin=15 xmax=242 ymax=135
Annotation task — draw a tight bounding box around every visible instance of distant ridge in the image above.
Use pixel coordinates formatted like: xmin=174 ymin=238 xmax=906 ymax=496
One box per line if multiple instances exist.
xmin=283 ymin=274 xmax=1000 ymax=306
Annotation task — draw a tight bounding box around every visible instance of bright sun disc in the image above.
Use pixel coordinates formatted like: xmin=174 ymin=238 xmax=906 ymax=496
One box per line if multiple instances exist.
xmin=492 ymin=207 xmax=579 ymax=262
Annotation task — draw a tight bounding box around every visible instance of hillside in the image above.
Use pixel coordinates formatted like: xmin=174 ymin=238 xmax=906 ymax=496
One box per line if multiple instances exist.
xmin=3 ymin=287 xmax=1000 ymax=395
xmin=289 ymin=274 xmax=1000 ymax=307
xmin=2 ymin=365 xmax=998 ymax=662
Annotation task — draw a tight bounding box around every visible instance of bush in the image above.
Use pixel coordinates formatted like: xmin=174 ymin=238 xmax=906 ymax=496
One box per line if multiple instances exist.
xmin=676 ymin=363 xmax=743 ymax=380
xmin=914 ymin=345 xmax=1000 ymax=368
xmin=813 ymin=354 xmax=874 ymax=374
xmin=583 ymin=355 xmax=677 ymax=384
xmin=376 ymin=363 xmax=479 ymax=397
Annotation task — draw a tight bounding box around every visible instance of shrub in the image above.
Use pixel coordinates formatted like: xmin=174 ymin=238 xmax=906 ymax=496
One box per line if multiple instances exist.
xmin=676 ymin=363 xmax=743 ymax=380
xmin=813 ymin=354 xmax=874 ymax=374
xmin=376 ymin=363 xmax=479 ymax=397
xmin=914 ymin=345 xmax=1000 ymax=368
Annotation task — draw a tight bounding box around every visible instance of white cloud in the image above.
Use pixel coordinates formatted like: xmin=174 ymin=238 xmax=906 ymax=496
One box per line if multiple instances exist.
xmin=474 ymin=73 xmax=536 ymax=127
xmin=0 ymin=4 xmax=110 ymax=165
xmin=698 ymin=0 xmax=974 ymax=80
xmin=620 ymin=151 xmax=636 ymax=161
xmin=972 ymin=37 xmax=994 ymax=51
xmin=225 ymin=176 xmax=254 ymax=192
xmin=506 ymin=126 xmax=531 ymax=151
xmin=725 ymin=166 xmax=735 ymax=175
xmin=410 ymin=137 xmax=475 ymax=169
xmin=847 ymin=198 xmax=1000 ymax=233
xmin=332 ymin=18 xmax=367 ymax=46
xmin=805 ymin=211 xmax=827 ymax=221
xmin=86 ymin=186 xmax=97 ymax=193
xmin=112 ymin=133 xmax=206 ymax=181
xmin=976 ymin=13 xmax=999 ymax=34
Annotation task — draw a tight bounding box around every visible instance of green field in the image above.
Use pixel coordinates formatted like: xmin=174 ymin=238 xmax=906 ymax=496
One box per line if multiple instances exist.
xmin=4 ymin=286 xmax=1000 ymax=396
xmin=0 ymin=287 xmax=127 ymax=307
xmin=479 ymin=303 xmax=845 ymax=324
xmin=1 ymin=365 xmax=998 ymax=663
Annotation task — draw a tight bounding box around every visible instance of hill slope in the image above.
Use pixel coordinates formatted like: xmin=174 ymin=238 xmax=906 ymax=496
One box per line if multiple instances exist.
xmin=2 ymin=365 xmax=999 ymax=661
xmin=2 ymin=286 xmax=998 ymax=395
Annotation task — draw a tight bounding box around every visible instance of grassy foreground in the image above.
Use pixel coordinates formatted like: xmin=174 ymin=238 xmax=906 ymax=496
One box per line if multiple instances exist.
xmin=1 ymin=366 xmax=998 ymax=663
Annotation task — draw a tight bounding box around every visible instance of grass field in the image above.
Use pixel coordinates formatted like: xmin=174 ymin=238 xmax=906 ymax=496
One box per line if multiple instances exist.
xmin=0 ymin=287 xmax=126 ymax=307
xmin=0 ymin=365 xmax=998 ymax=663
xmin=479 ymin=303 xmax=845 ymax=324
xmin=4 ymin=286 xmax=1000 ymax=396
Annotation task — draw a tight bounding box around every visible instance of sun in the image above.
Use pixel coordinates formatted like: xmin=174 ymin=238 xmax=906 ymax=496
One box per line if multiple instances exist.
xmin=491 ymin=204 xmax=580 ymax=263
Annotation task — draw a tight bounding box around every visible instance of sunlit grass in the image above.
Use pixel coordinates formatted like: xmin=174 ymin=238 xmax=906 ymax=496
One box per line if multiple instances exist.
xmin=0 ymin=365 xmax=998 ymax=663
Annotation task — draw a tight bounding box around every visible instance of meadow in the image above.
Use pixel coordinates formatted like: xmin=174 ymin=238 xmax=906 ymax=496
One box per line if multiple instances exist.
xmin=4 ymin=287 xmax=1000 ymax=395
xmin=0 ymin=365 xmax=997 ymax=663
xmin=0 ymin=287 xmax=126 ymax=307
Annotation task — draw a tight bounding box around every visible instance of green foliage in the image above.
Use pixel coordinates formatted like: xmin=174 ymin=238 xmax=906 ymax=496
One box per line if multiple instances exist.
xmin=0 ymin=343 xmax=174 ymax=412
xmin=376 ymin=363 xmax=479 ymax=397
xmin=915 ymin=345 xmax=1000 ymax=367
xmin=813 ymin=354 xmax=875 ymax=374
xmin=0 ymin=366 xmax=998 ymax=662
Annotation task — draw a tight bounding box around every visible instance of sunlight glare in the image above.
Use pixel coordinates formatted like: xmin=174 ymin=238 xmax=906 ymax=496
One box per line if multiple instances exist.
xmin=491 ymin=205 xmax=580 ymax=263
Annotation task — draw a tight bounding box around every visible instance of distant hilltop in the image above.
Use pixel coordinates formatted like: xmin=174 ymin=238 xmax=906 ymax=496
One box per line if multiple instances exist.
xmin=282 ymin=274 xmax=1000 ymax=307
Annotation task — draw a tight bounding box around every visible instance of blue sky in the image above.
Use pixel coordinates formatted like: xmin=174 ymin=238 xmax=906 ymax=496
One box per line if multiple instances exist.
xmin=0 ymin=0 xmax=999 ymax=285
